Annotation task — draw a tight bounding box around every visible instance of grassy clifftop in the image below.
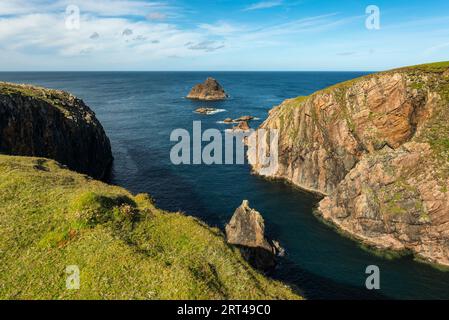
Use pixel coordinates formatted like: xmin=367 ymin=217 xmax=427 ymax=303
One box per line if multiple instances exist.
xmin=0 ymin=82 xmax=113 ymax=180
xmin=0 ymin=82 xmax=77 ymax=112
xmin=0 ymin=155 xmax=300 ymax=299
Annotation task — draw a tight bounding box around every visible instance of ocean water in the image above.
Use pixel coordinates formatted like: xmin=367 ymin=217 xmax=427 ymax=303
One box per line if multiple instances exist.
xmin=2 ymin=71 xmax=449 ymax=300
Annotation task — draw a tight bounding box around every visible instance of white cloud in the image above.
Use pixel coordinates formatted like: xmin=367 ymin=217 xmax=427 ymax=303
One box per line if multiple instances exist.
xmin=147 ymin=12 xmax=167 ymax=20
xmin=90 ymin=32 xmax=100 ymax=39
xmin=187 ymin=40 xmax=225 ymax=52
xmin=424 ymin=41 xmax=449 ymax=55
xmin=0 ymin=0 xmax=199 ymax=62
xmin=243 ymin=0 xmax=283 ymax=11
xmin=198 ymin=21 xmax=245 ymax=35
xmin=122 ymin=28 xmax=133 ymax=36
xmin=0 ymin=0 xmax=169 ymax=17
xmin=0 ymin=12 xmax=201 ymax=59
xmin=0 ymin=1 xmax=359 ymax=70
xmin=0 ymin=0 xmax=45 ymax=15
xmin=201 ymin=13 xmax=351 ymax=49
xmin=58 ymin=0 xmax=166 ymax=17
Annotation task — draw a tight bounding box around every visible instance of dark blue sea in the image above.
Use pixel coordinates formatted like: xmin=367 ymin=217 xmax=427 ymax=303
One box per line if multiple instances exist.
xmin=2 ymin=71 xmax=448 ymax=299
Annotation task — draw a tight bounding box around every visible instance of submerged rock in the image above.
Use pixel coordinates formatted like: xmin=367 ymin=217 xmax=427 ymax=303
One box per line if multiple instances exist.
xmin=234 ymin=115 xmax=254 ymax=122
xmin=195 ymin=107 xmax=221 ymax=115
xmin=222 ymin=116 xmax=255 ymax=124
xmin=226 ymin=200 xmax=282 ymax=271
xmin=0 ymin=82 xmax=113 ymax=180
xmin=187 ymin=77 xmax=228 ymax=101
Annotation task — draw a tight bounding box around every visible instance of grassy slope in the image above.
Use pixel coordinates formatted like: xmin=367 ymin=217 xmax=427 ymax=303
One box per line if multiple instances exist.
xmin=0 ymin=155 xmax=300 ymax=300
xmin=0 ymin=82 xmax=77 ymax=114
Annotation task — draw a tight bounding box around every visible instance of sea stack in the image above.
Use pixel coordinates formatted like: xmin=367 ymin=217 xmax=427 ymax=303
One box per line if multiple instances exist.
xmin=187 ymin=77 xmax=228 ymax=101
xmin=226 ymin=200 xmax=281 ymax=271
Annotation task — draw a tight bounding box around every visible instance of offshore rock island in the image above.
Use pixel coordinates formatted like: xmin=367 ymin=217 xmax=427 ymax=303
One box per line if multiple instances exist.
xmin=187 ymin=77 xmax=228 ymax=101
xmin=249 ymin=62 xmax=449 ymax=267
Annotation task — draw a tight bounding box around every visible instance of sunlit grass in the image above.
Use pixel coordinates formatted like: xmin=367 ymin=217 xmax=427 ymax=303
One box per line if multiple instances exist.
xmin=0 ymin=155 xmax=301 ymax=300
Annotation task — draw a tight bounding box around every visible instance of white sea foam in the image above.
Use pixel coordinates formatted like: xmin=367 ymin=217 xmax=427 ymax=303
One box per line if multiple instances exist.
xmin=224 ymin=128 xmax=251 ymax=134
xmin=217 ymin=117 xmax=260 ymax=124
xmin=194 ymin=108 xmax=226 ymax=115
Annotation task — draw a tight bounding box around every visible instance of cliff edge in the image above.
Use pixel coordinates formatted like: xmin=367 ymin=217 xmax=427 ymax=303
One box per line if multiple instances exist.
xmin=249 ymin=62 xmax=449 ymax=266
xmin=0 ymin=82 xmax=113 ymax=180
xmin=0 ymin=155 xmax=300 ymax=299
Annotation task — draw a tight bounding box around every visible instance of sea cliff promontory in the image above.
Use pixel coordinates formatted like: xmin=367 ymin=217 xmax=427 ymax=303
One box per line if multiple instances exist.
xmin=0 ymin=82 xmax=113 ymax=180
xmin=249 ymin=62 xmax=449 ymax=267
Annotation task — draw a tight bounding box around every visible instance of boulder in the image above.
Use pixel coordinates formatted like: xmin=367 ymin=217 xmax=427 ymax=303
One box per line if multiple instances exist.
xmin=226 ymin=200 xmax=282 ymax=271
xmin=223 ymin=118 xmax=233 ymax=123
xmin=187 ymin=78 xmax=228 ymax=101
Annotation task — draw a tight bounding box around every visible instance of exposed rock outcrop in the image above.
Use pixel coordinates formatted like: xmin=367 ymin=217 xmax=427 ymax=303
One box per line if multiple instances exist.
xmin=232 ymin=121 xmax=251 ymax=132
xmin=249 ymin=62 xmax=449 ymax=266
xmin=222 ymin=116 xmax=255 ymax=124
xmin=195 ymin=107 xmax=220 ymax=115
xmin=234 ymin=115 xmax=254 ymax=122
xmin=187 ymin=78 xmax=228 ymax=101
xmin=0 ymin=82 xmax=113 ymax=180
xmin=226 ymin=200 xmax=281 ymax=271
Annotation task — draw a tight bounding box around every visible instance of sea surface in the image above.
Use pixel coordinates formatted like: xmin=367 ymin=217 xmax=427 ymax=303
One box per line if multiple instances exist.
xmin=2 ymin=71 xmax=449 ymax=299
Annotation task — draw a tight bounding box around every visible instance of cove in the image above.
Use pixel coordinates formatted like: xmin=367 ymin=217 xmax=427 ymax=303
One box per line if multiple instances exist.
xmin=1 ymin=71 xmax=448 ymax=299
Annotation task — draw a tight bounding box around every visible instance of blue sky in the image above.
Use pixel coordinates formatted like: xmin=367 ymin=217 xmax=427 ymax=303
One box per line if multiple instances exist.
xmin=0 ymin=0 xmax=448 ymax=71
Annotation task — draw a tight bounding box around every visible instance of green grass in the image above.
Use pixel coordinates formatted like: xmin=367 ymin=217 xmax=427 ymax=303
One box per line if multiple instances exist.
xmin=0 ymin=155 xmax=301 ymax=300
xmin=283 ymin=60 xmax=449 ymax=109
xmin=0 ymin=82 xmax=75 ymax=114
xmin=393 ymin=61 xmax=449 ymax=73
xmin=415 ymin=79 xmax=449 ymax=179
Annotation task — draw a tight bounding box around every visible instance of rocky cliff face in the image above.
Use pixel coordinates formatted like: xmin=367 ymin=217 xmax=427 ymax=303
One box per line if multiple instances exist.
xmin=0 ymin=82 xmax=113 ymax=180
xmin=249 ymin=62 xmax=449 ymax=266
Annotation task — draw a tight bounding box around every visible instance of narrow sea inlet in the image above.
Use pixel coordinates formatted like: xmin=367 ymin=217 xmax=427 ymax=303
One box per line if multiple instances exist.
xmin=2 ymin=71 xmax=448 ymax=299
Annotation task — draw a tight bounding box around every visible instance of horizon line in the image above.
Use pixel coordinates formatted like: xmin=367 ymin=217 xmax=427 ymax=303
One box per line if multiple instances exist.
xmin=0 ymin=70 xmax=379 ymax=73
